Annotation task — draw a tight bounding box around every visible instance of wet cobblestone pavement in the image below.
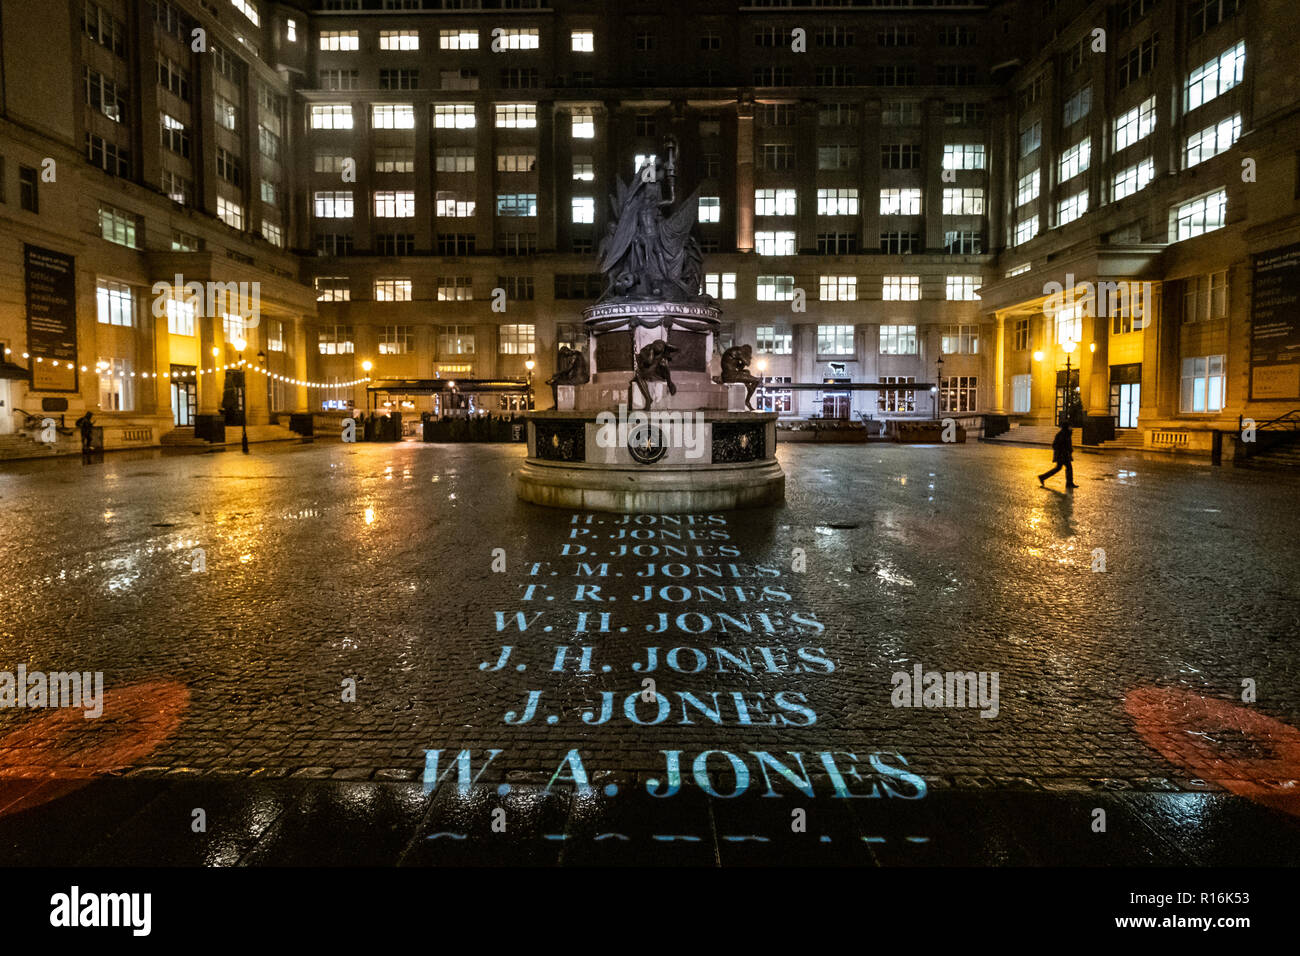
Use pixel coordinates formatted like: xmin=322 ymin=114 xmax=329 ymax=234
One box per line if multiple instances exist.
xmin=2 ymin=439 xmax=1299 ymax=864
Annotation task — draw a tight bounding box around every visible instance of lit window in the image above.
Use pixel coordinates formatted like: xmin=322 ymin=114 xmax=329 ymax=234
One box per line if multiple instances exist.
xmin=97 ymin=357 xmax=134 ymax=411
xmin=371 ymin=104 xmax=415 ymax=129
xmin=313 ymin=191 xmax=354 ymax=218
xmin=496 ymin=194 xmax=538 ymax=217
xmin=1183 ymin=271 xmax=1229 ymax=324
xmin=434 ymin=104 xmax=475 ymax=129
xmin=495 ymin=28 xmax=540 ymax=51
xmin=571 ymin=30 xmax=594 ymax=52
xmin=317 ymin=326 xmax=355 ymax=355
xmin=816 ymin=188 xmax=858 ymax=216
xmin=434 ymin=192 xmax=475 ymax=218
xmin=572 ymin=197 xmax=595 ymax=224
xmin=880 ymin=188 xmax=921 ymax=215
xmin=1113 ymin=158 xmax=1155 ymax=200
xmin=1015 ymin=216 xmax=1040 ymax=245
xmin=755 ymin=189 xmax=798 ymax=216
xmin=231 ymin=0 xmax=259 ymax=27
xmin=1185 ymin=114 xmax=1241 ymax=168
xmin=96 ymin=278 xmax=134 ymax=326
xmin=1053 ymin=301 xmax=1084 ymax=346
xmin=941 ymin=325 xmax=979 ymax=355
xmin=1180 ymin=354 xmax=1226 ymax=412
xmin=946 ymin=276 xmax=981 ymax=301
xmin=756 ymin=326 xmax=792 ymax=354
xmin=374 ymin=190 xmax=416 ymax=218
xmin=495 ymin=103 xmax=537 ymax=129
xmin=311 ymin=104 xmax=353 ymax=129
xmin=440 ymin=30 xmax=478 ymax=50
xmin=318 ymin=31 xmax=359 ymax=52
xmin=698 ymin=197 xmax=721 ymax=223
xmin=757 ymin=275 xmax=795 ymax=301
xmin=705 ymin=273 xmax=736 ymax=299
xmin=1017 ymin=170 xmax=1040 ymax=206
xmin=379 ymin=326 xmax=413 ymax=354
xmin=1113 ymin=96 xmax=1156 ymax=151
xmin=942 ymin=144 xmax=985 ymax=170
xmin=497 ymin=152 xmax=535 ymax=172
xmin=379 ymin=30 xmax=419 ymax=51
xmin=98 ymin=203 xmax=138 ymax=247
xmin=374 ymin=278 xmax=412 ymax=302
xmin=1185 ymin=42 xmax=1245 ymax=111
xmin=756 ymin=231 xmax=796 ymax=256
xmin=1012 ymin=374 xmax=1032 ymax=413
xmin=315 ymin=278 xmax=351 ymax=302
xmin=164 ymin=293 xmax=196 ymax=336
xmin=942 ymin=188 xmax=984 ymax=215
xmin=1171 ymin=189 xmax=1227 ymax=241
xmin=817 ymin=325 xmax=855 ymax=355
xmin=819 ymin=276 xmax=857 ymax=301
xmin=882 ymin=276 xmax=921 ymax=301
xmin=1057 ymin=190 xmax=1090 ymax=226
xmin=217 ymin=197 xmax=243 ymax=229
xmin=499 ymin=324 xmax=536 ymax=354
xmin=1058 ymin=139 xmax=1092 ymax=180
xmin=879 ymin=325 xmax=917 ymax=355
xmin=571 ymin=110 xmax=595 ymax=138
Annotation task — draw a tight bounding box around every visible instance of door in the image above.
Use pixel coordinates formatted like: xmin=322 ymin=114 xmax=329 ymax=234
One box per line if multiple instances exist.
xmin=170 ymin=365 xmax=197 ymax=426
xmin=822 ymin=392 xmax=850 ymax=420
xmin=1110 ymin=383 xmax=1140 ymax=428
xmin=0 ymin=379 xmax=11 ymax=434
xmin=1108 ymin=363 xmax=1142 ymax=429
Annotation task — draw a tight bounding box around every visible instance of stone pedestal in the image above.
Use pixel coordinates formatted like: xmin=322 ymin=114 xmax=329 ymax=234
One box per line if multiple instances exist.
xmin=725 ymin=382 xmax=750 ymax=412
xmin=517 ymin=297 xmax=785 ymax=513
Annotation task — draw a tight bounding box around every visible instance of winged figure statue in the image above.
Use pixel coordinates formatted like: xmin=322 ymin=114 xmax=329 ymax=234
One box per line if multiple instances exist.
xmin=597 ymin=136 xmax=707 ymax=303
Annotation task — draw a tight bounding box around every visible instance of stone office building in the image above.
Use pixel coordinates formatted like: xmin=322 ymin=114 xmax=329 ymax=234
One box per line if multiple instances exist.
xmin=1 ymin=0 xmax=1297 ymax=454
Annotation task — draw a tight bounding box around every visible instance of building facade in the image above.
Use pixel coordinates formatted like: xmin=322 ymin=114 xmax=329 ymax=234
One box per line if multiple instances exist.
xmin=1 ymin=0 xmax=1296 ymax=453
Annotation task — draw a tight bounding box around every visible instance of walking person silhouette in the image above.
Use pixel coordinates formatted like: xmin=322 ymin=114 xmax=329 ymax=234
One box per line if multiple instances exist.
xmin=1038 ymin=422 xmax=1080 ymax=490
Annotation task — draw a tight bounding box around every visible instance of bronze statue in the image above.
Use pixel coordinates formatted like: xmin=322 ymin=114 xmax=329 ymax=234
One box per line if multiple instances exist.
xmin=546 ymin=346 xmax=589 ymax=405
xmin=628 ymin=341 xmax=678 ymax=410
xmin=597 ymin=136 xmax=705 ymax=303
xmin=717 ymin=344 xmax=762 ymax=410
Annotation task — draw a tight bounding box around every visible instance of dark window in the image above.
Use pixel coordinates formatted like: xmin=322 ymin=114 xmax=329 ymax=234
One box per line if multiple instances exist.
xmin=437 ymin=233 xmax=476 ymax=255
xmin=881 ymin=144 xmax=922 ymax=169
xmin=19 ymin=165 xmax=38 ymax=213
xmin=817 ymin=232 xmax=858 ymax=254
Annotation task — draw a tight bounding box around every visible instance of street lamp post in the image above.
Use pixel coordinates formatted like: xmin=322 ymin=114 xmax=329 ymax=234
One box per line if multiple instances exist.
xmin=361 ymin=360 xmax=373 ymax=414
xmin=524 ymin=356 xmax=535 ymax=411
xmin=932 ymin=355 xmax=945 ymax=418
xmin=1062 ymin=339 xmax=1078 ymax=427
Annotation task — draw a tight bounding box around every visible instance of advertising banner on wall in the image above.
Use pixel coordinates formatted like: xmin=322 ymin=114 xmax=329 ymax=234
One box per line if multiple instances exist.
xmin=1250 ymin=242 xmax=1300 ymax=401
xmin=23 ymin=243 xmax=78 ymax=392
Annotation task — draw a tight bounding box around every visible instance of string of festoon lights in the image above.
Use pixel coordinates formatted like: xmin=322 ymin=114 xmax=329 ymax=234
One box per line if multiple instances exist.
xmin=3 ymin=347 xmax=368 ymax=389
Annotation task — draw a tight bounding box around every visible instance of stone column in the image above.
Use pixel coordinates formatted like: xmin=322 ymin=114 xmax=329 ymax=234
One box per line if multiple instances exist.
xmin=736 ymin=99 xmax=755 ymax=253
xmin=536 ymin=99 xmax=557 ymax=252
xmin=1087 ymin=310 xmax=1110 ymax=416
xmin=922 ymin=97 xmax=946 ymax=251
xmin=993 ymin=313 xmax=1007 ymax=413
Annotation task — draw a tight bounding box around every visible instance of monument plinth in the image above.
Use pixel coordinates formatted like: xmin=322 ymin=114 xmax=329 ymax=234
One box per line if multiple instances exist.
xmin=518 ymin=138 xmax=784 ymax=513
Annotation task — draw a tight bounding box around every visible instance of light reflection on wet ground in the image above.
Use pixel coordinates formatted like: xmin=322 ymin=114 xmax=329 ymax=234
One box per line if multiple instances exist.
xmin=1 ymin=440 xmax=1299 ymax=862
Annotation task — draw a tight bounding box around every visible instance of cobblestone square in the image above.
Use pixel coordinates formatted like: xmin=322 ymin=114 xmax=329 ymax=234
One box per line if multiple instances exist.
xmin=1 ymin=441 xmax=1298 ymax=864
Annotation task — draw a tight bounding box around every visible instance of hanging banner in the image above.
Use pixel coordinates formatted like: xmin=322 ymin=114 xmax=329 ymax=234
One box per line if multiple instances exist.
xmin=1250 ymin=242 xmax=1300 ymax=401
xmin=24 ymin=243 xmax=78 ymax=392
